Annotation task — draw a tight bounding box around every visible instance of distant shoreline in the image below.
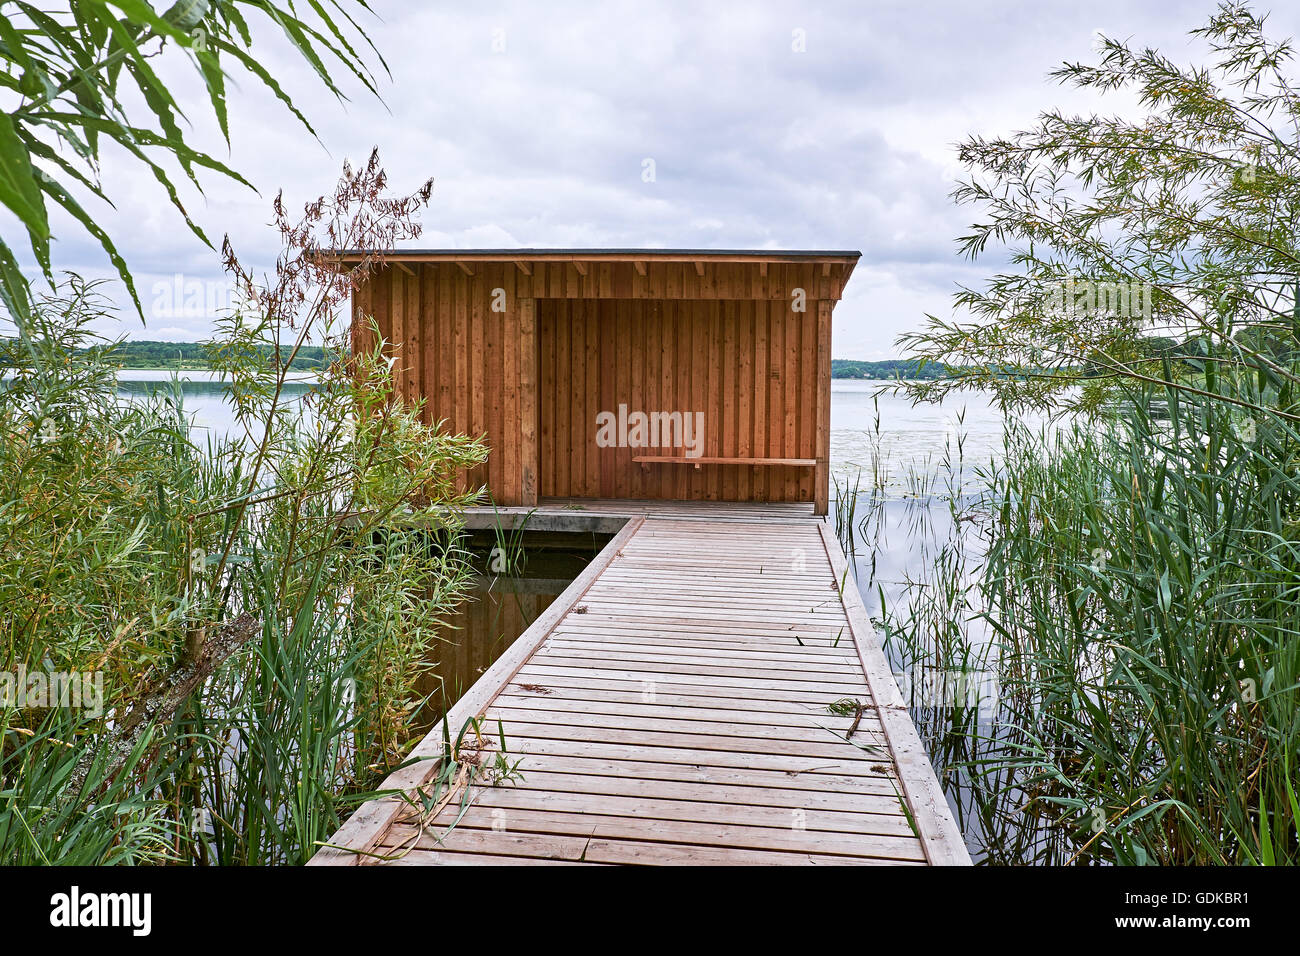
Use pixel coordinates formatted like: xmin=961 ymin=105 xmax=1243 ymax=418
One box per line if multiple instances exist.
xmin=6 ymin=343 xmax=966 ymax=380
xmin=103 ymin=366 xmax=953 ymax=381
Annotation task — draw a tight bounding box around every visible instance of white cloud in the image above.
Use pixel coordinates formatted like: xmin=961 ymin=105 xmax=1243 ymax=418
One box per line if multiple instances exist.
xmin=10 ymin=0 xmax=1300 ymax=357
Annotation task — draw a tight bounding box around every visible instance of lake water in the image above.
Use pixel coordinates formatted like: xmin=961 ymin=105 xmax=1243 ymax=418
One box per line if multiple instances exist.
xmin=829 ymin=380 xmax=1020 ymax=486
xmin=118 ymin=372 xmax=1019 ymax=478
xmin=114 ymin=369 xmax=315 ymax=446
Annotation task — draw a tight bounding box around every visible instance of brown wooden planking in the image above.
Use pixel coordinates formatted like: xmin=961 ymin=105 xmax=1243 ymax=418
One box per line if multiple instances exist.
xmin=478 ymin=269 xmax=491 ymax=492
xmin=585 ymin=300 xmax=600 ymax=497
xmin=741 ymin=320 xmax=757 ymax=494
xmin=722 ymin=301 xmax=736 ymax=501
xmin=535 ymin=297 xmax=821 ymax=503
xmin=599 ymin=300 xmax=615 ymax=497
xmin=351 ymin=277 xmax=374 ymax=360
xmin=313 ymin=514 xmax=968 ymax=867
xmin=420 ymin=267 xmax=436 ymax=425
xmin=389 ymin=269 xmax=404 ymax=403
xmin=539 ymin=302 xmax=551 ymax=494
xmin=815 ymin=299 xmax=832 ymax=514
xmin=436 ymin=266 xmax=452 ymax=429
xmin=499 ymin=277 xmax=514 ymax=504
xmin=405 ymin=269 xmax=420 ymax=415
xmin=451 ymin=268 xmax=467 ymax=489
xmin=520 ymin=296 xmax=538 ymax=505
xmin=352 ymin=254 xmax=846 ymax=510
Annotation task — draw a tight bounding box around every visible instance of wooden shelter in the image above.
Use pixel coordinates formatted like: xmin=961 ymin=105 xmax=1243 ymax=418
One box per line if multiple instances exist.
xmin=340 ymin=249 xmax=859 ymax=515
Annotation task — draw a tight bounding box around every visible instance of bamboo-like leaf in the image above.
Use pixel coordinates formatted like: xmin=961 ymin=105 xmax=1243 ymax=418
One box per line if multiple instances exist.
xmin=0 ymin=111 xmax=50 ymax=246
xmin=39 ymin=172 xmax=142 ymax=320
xmin=211 ymin=36 xmax=319 ymax=138
xmin=194 ymin=44 xmax=229 ymax=144
xmin=0 ymin=0 xmax=383 ymax=329
xmin=0 ymin=238 xmax=34 ymax=331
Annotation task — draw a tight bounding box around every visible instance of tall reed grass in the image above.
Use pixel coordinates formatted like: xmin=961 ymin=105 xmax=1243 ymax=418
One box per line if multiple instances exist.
xmin=837 ymin=376 xmax=1299 ymax=865
xmin=1 ymin=285 xmax=485 ymax=863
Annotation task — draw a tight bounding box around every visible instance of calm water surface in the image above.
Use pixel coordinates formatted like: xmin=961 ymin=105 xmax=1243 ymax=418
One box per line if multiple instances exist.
xmin=122 ymin=372 xmax=1021 ymax=475
xmin=116 ymin=369 xmax=314 ymax=445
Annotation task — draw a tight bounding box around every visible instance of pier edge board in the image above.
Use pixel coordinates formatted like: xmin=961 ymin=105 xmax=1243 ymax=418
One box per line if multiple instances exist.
xmin=815 ymin=520 xmax=973 ymax=866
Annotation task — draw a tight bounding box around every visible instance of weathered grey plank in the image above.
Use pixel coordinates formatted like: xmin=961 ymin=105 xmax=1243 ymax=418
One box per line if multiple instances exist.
xmin=311 ymin=511 xmax=968 ymax=867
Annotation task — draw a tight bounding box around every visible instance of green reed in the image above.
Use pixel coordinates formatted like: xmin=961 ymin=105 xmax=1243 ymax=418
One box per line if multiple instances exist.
xmin=838 ymin=375 xmax=1300 ymax=865
xmin=0 ymin=283 xmax=487 ymax=865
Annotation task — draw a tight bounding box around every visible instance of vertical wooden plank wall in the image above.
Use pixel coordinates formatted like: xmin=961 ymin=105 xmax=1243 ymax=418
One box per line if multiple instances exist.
xmin=353 ymin=263 xmax=531 ymax=503
xmin=536 ymin=298 xmax=825 ymax=504
xmin=815 ymin=299 xmax=833 ymax=514
xmin=519 ymin=297 xmax=538 ymax=505
xmin=351 ymin=259 xmax=843 ymax=510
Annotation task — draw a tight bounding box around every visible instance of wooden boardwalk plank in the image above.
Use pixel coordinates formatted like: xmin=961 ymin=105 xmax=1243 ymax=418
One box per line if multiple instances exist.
xmin=383 ymin=824 xmax=919 ymax=866
xmin=389 ymin=807 xmax=924 ymax=859
xmin=310 ymin=512 xmax=970 ymax=866
xmin=499 ymin=753 xmax=905 ymax=798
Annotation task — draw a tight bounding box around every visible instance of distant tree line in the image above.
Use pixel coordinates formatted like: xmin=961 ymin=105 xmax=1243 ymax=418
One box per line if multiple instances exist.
xmin=5 ymin=340 xmax=1210 ymax=379
xmin=0 ymin=340 xmax=335 ymax=371
xmin=832 ymin=335 xmax=1257 ymax=382
xmin=5 ymin=345 xmax=959 ymax=377
xmin=831 ymin=359 xmax=958 ymax=379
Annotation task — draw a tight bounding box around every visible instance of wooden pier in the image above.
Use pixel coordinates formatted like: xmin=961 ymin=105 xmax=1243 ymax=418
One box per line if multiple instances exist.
xmin=311 ymin=506 xmax=970 ymax=866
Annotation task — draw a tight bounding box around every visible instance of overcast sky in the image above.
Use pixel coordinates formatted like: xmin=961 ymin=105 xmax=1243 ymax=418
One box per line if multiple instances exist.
xmin=13 ymin=0 xmax=1300 ymax=357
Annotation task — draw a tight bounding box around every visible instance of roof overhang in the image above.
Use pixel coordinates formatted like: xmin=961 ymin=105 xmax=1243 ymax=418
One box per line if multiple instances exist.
xmin=326 ymin=248 xmax=860 ymax=266
xmin=324 ymin=248 xmax=861 ymax=298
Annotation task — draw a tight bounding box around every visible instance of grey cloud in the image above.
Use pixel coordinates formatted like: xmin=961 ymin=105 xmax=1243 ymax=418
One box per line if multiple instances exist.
xmin=9 ymin=0 xmax=1298 ymax=356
